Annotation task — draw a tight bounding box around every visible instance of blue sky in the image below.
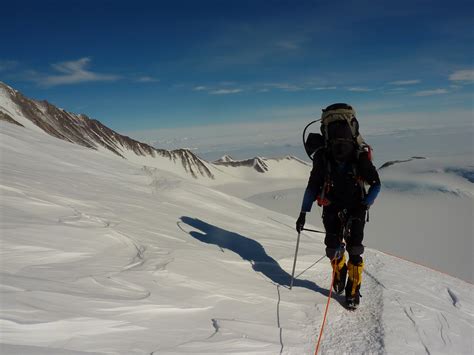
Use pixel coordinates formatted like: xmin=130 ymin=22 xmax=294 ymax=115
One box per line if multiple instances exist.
xmin=1 ymin=0 xmax=473 ymax=133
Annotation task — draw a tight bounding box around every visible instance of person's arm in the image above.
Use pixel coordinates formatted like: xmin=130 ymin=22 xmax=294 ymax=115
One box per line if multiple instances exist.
xmin=358 ymin=153 xmax=381 ymax=207
xmin=302 ymin=154 xmax=326 ymax=212
xmin=296 ymin=155 xmax=325 ymax=232
xmin=301 ymin=187 xmax=317 ymax=212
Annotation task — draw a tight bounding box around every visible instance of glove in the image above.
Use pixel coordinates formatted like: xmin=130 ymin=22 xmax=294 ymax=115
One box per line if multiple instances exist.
xmin=316 ymin=195 xmax=331 ymax=207
xmin=296 ymin=212 xmax=306 ymax=233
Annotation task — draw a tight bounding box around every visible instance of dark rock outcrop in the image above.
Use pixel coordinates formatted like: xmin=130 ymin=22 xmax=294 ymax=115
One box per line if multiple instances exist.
xmin=379 ymin=157 xmax=426 ymax=170
xmin=0 ymin=111 xmax=23 ymax=127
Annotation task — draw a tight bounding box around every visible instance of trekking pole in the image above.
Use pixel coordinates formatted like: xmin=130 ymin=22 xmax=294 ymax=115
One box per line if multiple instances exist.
xmin=302 ymin=227 xmax=325 ymax=234
xmin=289 ymin=232 xmax=302 ymax=290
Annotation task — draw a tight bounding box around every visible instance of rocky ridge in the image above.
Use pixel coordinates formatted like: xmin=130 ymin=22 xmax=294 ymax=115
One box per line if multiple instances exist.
xmin=0 ymin=82 xmax=213 ymax=179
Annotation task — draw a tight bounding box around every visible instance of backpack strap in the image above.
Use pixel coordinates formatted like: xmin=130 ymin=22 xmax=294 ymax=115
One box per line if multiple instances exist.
xmin=320 ymin=152 xmax=331 ymax=201
xmin=352 ymin=162 xmax=367 ymax=199
xmin=354 ymin=147 xmax=370 ymax=199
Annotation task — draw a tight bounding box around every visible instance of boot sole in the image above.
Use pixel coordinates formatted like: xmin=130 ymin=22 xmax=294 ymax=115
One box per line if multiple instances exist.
xmin=345 ymin=301 xmax=359 ymax=310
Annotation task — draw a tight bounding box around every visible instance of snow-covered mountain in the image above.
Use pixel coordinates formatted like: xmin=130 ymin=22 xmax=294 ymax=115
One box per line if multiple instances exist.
xmin=214 ymin=154 xmax=235 ymax=164
xmin=214 ymin=156 xmax=270 ymax=173
xmin=1 ymin=110 xmax=473 ymax=355
xmin=0 ymin=82 xmax=214 ymax=179
xmin=214 ymin=155 xmax=309 ymax=174
xmin=0 ymin=82 xmax=311 ymax=183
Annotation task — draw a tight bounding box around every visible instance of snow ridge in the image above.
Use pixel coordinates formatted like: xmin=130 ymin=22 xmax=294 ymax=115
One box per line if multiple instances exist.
xmin=0 ymin=81 xmax=214 ymax=180
xmin=213 ymin=155 xmax=309 ymax=173
xmin=214 ymin=156 xmax=269 ymax=173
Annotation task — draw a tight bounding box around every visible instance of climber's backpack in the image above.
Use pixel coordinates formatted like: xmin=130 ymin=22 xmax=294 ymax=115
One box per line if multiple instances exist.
xmin=303 ymin=103 xmax=372 ymax=161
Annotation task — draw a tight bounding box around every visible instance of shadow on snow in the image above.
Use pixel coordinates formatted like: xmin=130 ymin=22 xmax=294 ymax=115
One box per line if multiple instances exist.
xmin=180 ymin=216 xmax=331 ymax=297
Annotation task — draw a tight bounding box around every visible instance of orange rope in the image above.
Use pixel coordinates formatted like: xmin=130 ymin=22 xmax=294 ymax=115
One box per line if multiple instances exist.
xmin=314 ymin=266 xmax=336 ymax=355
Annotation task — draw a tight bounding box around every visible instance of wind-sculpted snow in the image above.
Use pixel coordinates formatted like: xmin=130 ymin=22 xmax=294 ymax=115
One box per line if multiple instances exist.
xmin=180 ymin=216 xmax=329 ymax=296
xmin=1 ymin=121 xmax=473 ymax=354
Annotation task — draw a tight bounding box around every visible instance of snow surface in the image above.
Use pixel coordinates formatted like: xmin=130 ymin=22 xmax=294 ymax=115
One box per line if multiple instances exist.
xmin=1 ymin=121 xmax=473 ymax=354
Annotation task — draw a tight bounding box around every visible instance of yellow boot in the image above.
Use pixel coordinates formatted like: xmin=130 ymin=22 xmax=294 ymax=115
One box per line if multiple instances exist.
xmin=345 ymin=260 xmax=364 ymax=309
xmin=331 ymin=254 xmax=347 ymax=294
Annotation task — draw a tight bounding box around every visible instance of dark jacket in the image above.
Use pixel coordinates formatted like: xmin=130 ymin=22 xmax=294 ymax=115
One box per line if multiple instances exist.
xmin=301 ymin=150 xmax=381 ymax=212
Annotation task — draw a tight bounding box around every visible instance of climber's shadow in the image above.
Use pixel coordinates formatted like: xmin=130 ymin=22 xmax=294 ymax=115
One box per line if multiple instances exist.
xmin=180 ymin=216 xmax=333 ymax=297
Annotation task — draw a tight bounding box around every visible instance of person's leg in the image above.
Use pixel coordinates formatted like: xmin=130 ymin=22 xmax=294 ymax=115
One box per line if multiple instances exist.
xmin=322 ymin=207 xmax=343 ymax=259
xmin=323 ymin=207 xmax=347 ymax=294
xmin=346 ymin=207 xmax=366 ymax=264
xmin=345 ymin=207 xmax=366 ymax=307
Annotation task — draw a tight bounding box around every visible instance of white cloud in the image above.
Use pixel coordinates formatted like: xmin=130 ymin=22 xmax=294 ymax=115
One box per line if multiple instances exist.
xmin=347 ymin=87 xmax=373 ymax=92
xmin=210 ymin=88 xmax=243 ymax=95
xmin=312 ymin=86 xmax=337 ymax=90
xmin=413 ymin=89 xmax=448 ymax=96
xmin=136 ymin=76 xmax=159 ymax=83
xmin=449 ymin=69 xmax=474 ymax=82
xmin=40 ymin=58 xmax=120 ymax=86
xmin=389 ymin=80 xmax=421 ymax=85
xmin=0 ymin=60 xmax=18 ymax=71
xmin=264 ymin=83 xmax=303 ymax=91
xmin=193 ymin=86 xmax=208 ymax=91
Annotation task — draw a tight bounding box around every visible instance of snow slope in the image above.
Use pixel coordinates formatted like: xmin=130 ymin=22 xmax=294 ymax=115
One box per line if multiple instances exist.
xmin=1 ymin=121 xmax=473 ymax=354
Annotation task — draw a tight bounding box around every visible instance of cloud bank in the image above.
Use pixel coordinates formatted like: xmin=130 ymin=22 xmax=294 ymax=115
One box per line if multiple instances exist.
xmin=449 ymin=69 xmax=474 ymax=82
xmin=414 ymin=89 xmax=448 ymax=96
xmin=39 ymin=58 xmax=120 ymax=87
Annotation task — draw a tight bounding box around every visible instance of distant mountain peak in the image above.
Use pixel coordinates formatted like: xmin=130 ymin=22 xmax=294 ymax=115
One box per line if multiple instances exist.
xmin=213 ymin=154 xmax=310 ymax=173
xmin=213 ymin=156 xmax=269 ymax=173
xmin=0 ymin=81 xmax=17 ymax=93
xmin=214 ymin=154 xmax=234 ymax=163
xmin=266 ymin=155 xmax=310 ymax=165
